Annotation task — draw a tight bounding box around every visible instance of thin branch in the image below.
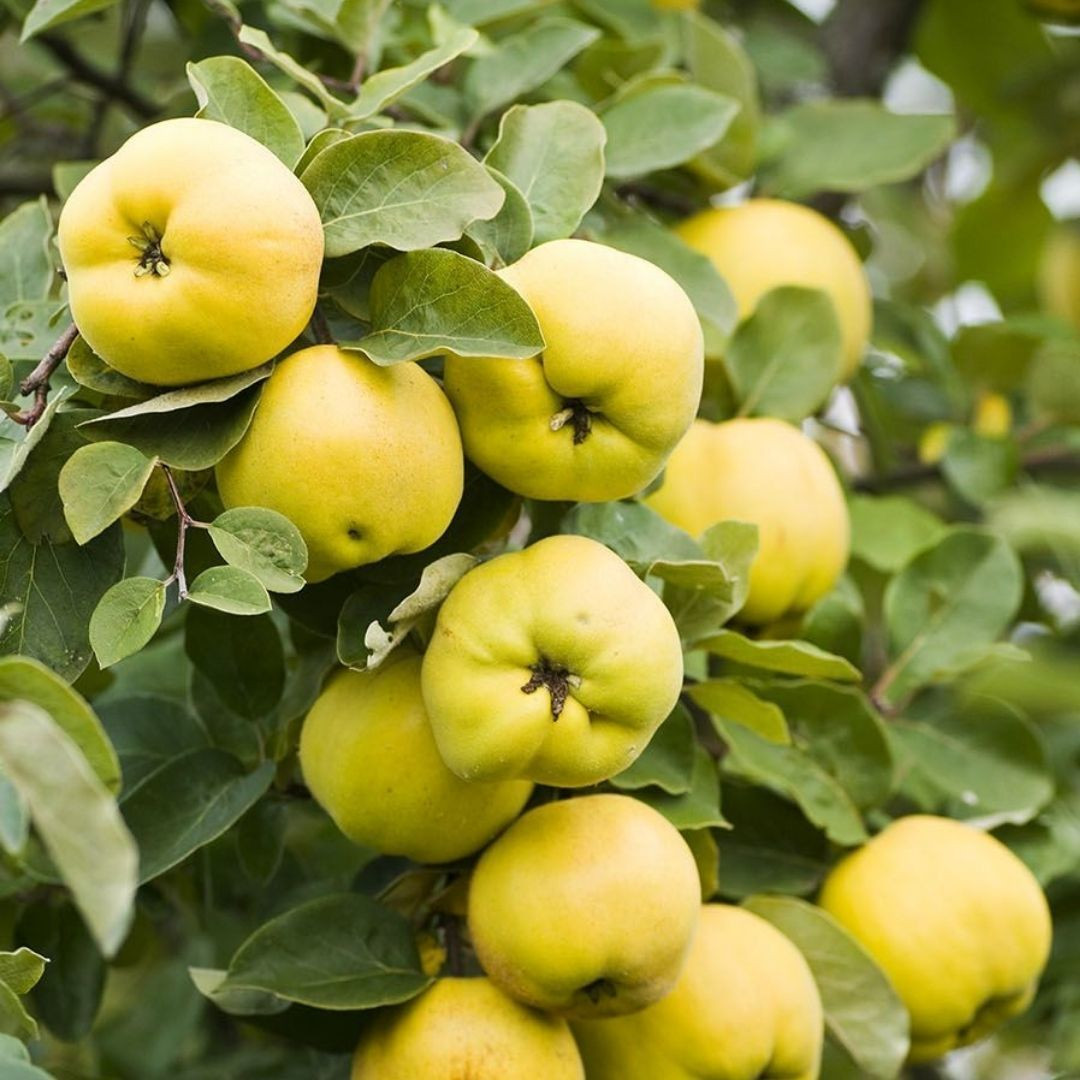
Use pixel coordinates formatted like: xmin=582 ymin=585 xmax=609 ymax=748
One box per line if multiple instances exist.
xmin=615 ymin=182 xmax=698 ymax=218
xmin=0 ymin=173 xmax=55 ymax=198
xmin=309 ymin=305 xmax=334 ymax=345
xmin=10 ymin=324 xmax=78 ymax=429
xmin=348 ymin=52 xmax=366 ymax=94
xmin=853 ymin=447 xmax=1080 ymax=493
xmin=37 ymin=35 xmax=157 ymax=119
xmin=161 ymin=465 xmax=208 ymax=600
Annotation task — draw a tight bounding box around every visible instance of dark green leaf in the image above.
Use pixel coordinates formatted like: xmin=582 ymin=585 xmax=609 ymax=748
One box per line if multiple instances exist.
xmin=0 ymin=496 xmax=125 ymax=681
xmin=633 ymin=743 xmax=726 ymax=829
xmin=0 ymin=200 xmax=54 ymax=307
xmin=185 ymin=608 xmax=285 ymax=720
xmin=465 ymin=167 xmax=534 ymax=268
xmin=122 ymin=749 xmax=274 ymax=882
xmin=610 ymin=703 xmax=695 ymax=794
xmin=221 ymin=893 xmax=431 ymax=1009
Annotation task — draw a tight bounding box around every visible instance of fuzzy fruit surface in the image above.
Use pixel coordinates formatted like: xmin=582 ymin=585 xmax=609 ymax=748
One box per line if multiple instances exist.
xmin=573 ymin=904 xmax=824 ymax=1080
xmin=443 ymin=239 xmax=704 ymax=502
xmin=299 ymin=650 xmax=532 ymax=864
xmin=1038 ymin=224 xmax=1080 ymax=329
xmin=420 ymin=534 xmax=684 ymax=786
xmin=215 ymin=345 xmax=463 ymax=582
xmin=351 ymin=977 xmax=584 ymax=1080
xmin=820 ymin=814 xmax=1052 ymax=1064
xmin=468 ymin=794 xmax=700 ymax=1019
xmin=57 ymin=118 xmax=323 ymax=386
xmin=647 ymin=418 xmax=849 ymax=625
xmin=676 ymin=199 xmax=871 ymax=379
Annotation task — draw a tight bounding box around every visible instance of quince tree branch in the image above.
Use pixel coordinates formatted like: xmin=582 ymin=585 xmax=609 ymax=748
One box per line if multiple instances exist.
xmin=11 ymin=323 xmax=78 ymax=429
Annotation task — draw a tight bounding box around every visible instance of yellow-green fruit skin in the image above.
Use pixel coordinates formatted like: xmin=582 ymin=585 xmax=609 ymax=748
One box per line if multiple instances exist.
xmin=443 ymin=239 xmax=704 ymax=502
xmin=57 ymin=118 xmax=323 ymax=386
xmin=676 ymin=199 xmax=871 ymax=378
xmin=298 ymin=651 xmax=532 ymax=864
xmin=572 ymin=905 xmax=824 ymax=1080
xmin=819 ymin=815 xmax=1052 ymax=1064
xmin=646 ymin=418 xmax=849 ymax=625
xmin=468 ymin=794 xmax=701 ymax=1019
xmin=351 ymin=977 xmax=584 ymax=1080
xmin=1038 ymin=226 xmax=1080 ymax=330
xmin=420 ymin=534 xmax=684 ymax=786
xmin=216 ymin=345 xmax=463 ymax=582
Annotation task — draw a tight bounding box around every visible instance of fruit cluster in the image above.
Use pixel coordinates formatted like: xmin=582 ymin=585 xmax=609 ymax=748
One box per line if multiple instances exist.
xmin=56 ymin=117 xmax=1054 ymax=1078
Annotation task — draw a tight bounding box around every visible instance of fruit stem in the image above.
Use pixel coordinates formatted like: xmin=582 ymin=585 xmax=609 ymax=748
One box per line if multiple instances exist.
xmin=549 ymin=399 xmax=592 ymax=444
xmin=521 ymin=658 xmax=574 ymax=720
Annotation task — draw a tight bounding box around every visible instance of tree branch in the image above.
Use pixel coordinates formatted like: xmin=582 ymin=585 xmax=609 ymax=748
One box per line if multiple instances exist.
xmin=822 ymin=0 xmax=925 ymax=99
xmin=37 ymin=34 xmax=157 ymax=119
xmin=161 ymin=465 xmax=208 ymax=600
xmin=10 ymin=323 xmax=78 ymax=428
xmin=853 ymin=447 xmax=1080 ymax=493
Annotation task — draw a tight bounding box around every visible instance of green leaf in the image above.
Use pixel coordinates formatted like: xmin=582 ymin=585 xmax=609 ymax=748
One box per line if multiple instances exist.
xmin=683 ymin=12 xmax=760 ymax=187
xmin=688 ymin=679 xmax=789 ymax=744
xmin=0 ymin=495 xmax=125 ymax=682
xmin=563 ymin=500 xmax=702 ymax=569
xmin=236 ymin=26 xmax=348 ymax=118
xmin=0 ymin=771 xmax=28 ymax=855
xmin=99 ymin=695 xmax=209 ymax=795
xmin=633 ymin=743 xmax=726 ymax=830
xmin=0 ymin=701 xmax=136 ymax=957
xmin=574 ymin=36 xmax=665 ymax=99
xmin=696 ymin=629 xmax=860 ymax=682
xmin=0 ymin=656 xmax=119 ymax=791
xmin=65 ymin=337 xmax=154 ymax=400
xmin=302 ymin=130 xmax=503 ymax=258
xmin=89 ymin=577 xmax=167 ymax=670
xmin=715 ymin=786 xmax=828 ymax=899
xmin=1027 ymin=338 xmax=1080 ymax=424
xmin=187 ymin=58 xmax=306 ymax=167
xmin=220 ymin=893 xmax=431 ymax=1009
xmin=743 ymin=896 xmax=909 ymax=1079
xmin=188 ymin=566 xmax=272 ymax=616
xmin=601 ymin=82 xmax=738 ymax=180
xmin=350 ymin=25 xmax=479 ymax=120
xmin=121 ymin=749 xmax=274 ymax=882
xmin=881 ymin=527 xmax=1023 ymax=706
xmin=0 ymin=982 xmax=36 ymax=1043
xmin=727 ymin=287 xmax=843 ymax=420
xmin=356 ymin=553 xmax=478 ymax=670
xmin=600 ymin=219 xmax=737 ymax=356
xmin=663 ymin=521 xmax=759 ymax=643
xmin=83 ymin=366 xmax=272 ymax=421
xmin=893 ymin=695 xmax=1053 ymax=826
xmin=20 ymin=0 xmax=116 ymax=40
xmin=463 ymin=17 xmax=600 ymax=121
xmin=0 ymin=200 xmax=53 ymax=307
xmin=941 ymin=427 xmax=1018 ymax=505
xmin=610 ymin=703 xmax=695 ymax=794
xmin=760 ymin=100 xmax=955 ymax=199
xmin=0 ymin=301 xmax=66 ymax=362
xmin=185 ymin=608 xmax=285 ymax=720
xmin=0 ymin=949 xmax=46 ymax=996
xmin=208 ymin=507 xmax=308 ymax=594
xmin=58 ymin=442 xmax=157 ymax=546
xmin=188 ymin=967 xmax=290 ymax=1017
xmin=0 ymin=386 xmax=70 ymax=491
xmin=484 ymin=101 xmax=606 ymax=246
xmin=346 ymin=249 xmax=543 ymax=365
xmin=755 ymin=682 xmax=894 ymax=812
xmin=716 ymin=718 xmax=866 ymax=846
xmin=82 ymin=386 xmax=263 ymax=471
xmin=294 ymin=128 xmax=350 ymax=176
xmin=848 ymin=494 xmax=946 ymax=573
xmin=465 ymin=167 xmax=534 ymax=268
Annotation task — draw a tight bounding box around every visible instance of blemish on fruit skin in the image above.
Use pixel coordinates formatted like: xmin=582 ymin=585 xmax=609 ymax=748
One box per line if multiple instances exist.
xmin=347 ymin=525 xmax=363 ymax=541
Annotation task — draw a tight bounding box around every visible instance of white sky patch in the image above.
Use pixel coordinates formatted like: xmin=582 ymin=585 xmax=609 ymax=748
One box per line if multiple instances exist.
xmin=785 ymin=0 xmax=836 ymax=23
xmin=1041 ymin=159 xmax=1080 ymax=220
xmin=883 ymin=57 xmax=955 ymax=115
xmin=931 ymin=282 xmax=1003 ymax=335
